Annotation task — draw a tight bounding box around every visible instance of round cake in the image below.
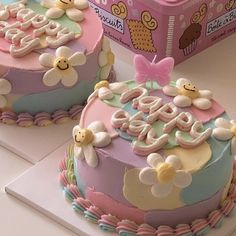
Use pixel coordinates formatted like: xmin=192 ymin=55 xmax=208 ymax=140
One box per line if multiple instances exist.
xmin=0 ymin=0 xmax=114 ymax=126
xmin=59 ymin=63 xmax=236 ymax=235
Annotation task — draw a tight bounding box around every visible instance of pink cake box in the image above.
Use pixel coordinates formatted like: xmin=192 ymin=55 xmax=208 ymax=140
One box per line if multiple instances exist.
xmin=89 ymin=0 xmax=236 ymax=64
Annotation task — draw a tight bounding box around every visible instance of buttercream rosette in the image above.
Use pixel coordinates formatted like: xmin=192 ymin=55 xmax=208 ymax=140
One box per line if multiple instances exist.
xmin=212 ymin=117 xmax=236 ymax=155
xmin=88 ymin=80 xmax=128 ymax=102
xmin=41 ymin=0 xmax=89 ymax=22
xmin=73 ymin=121 xmax=111 ymax=168
xmin=39 ymin=46 xmax=86 ymax=87
xmin=0 ymin=78 xmax=12 ymax=109
xmin=98 ymin=37 xmax=115 ymax=80
xmin=163 ymin=78 xmax=213 ymax=110
xmin=139 ymin=153 xmax=192 ymax=198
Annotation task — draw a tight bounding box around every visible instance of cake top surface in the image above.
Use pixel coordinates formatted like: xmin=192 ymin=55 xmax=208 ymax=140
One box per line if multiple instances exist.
xmin=0 ymin=0 xmax=103 ymax=69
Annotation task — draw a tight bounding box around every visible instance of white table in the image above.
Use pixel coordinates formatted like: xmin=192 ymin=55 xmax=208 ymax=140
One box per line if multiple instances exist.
xmin=1 ymin=36 xmax=236 ymax=236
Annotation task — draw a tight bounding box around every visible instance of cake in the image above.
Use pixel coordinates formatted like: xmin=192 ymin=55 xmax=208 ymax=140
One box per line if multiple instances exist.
xmin=59 ymin=56 xmax=236 ymax=235
xmin=0 ymin=0 xmax=115 ymax=126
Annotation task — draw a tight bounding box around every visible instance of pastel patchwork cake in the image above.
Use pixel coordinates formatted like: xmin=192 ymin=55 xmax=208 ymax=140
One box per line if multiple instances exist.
xmin=0 ymin=0 xmax=115 ymax=126
xmin=59 ymin=56 xmax=236 ymax=235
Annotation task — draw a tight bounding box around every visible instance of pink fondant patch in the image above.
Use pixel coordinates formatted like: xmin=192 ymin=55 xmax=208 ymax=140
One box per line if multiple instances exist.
xmin=80 ymin=98 xmax=119 ymax=138
xmin=86 ymin=187 xmax=145 ymax=225
xmin=190 ymin=100 xmax=225 ymax=123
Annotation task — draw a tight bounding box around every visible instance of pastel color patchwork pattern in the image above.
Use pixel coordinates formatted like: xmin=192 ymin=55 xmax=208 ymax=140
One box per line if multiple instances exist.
xmin=0 ymin=0 xmax=115 ymax=127
xmin=59 ymin=76 xmax=236 ymax=235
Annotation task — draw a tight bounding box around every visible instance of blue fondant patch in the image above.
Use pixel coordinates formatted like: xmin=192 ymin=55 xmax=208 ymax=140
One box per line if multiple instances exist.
xmin=181 ymin=113 xmax=233 ymax=205
xmin=13 ymin=79 xmax=99 ymax=114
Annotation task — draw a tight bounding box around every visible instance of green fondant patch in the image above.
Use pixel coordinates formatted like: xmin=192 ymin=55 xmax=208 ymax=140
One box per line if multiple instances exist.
xmin=27 ymin=0 xmax=81 ymax=35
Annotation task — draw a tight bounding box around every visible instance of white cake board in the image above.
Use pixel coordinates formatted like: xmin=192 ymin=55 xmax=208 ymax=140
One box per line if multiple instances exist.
xmin=0 ymin=121 xmax=78 ymax=164
xmin=5 ymin=142 xmax=236 ymax=236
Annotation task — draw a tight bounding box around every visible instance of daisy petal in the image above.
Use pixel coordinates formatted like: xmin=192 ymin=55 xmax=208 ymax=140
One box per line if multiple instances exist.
xmin=192 ymin=98 xmax=212 ymax=110
xmin=93 ymin=132 xmax=111 ymax=147
xmin=109 ymin=82 xmax=129 ymax=94
xmin=176 ymin=78 xmax=191 ymax=88
xmin=147 ymin=153 xmax=164 ymax=168
xmin=198 ymin=90 xmax=213 ymax=99
xmin=139 ymin=167 xmax=157 ymax=185
xmin=83 ymin=144 xmax=98 ymax=167
xmin=98 ymin=87 xmax=114 ymax=100
xmin=100 ymin=64 xmax=112 ymax=80
xmin=174 ymin=170 xmax=192 ymax=188
xmin=61 ymin=68 xmax=78 ymax=87
xmin=98 ymin=51 xmax=108 ymax=67
xmin=0 ymin=78 xmax=11 ymax=94
xmin=102 ymin=37 xmax=111 ymax=52
xmin=43 ymin=68 xmax=62 ymax=86
xmin=0 ymin=95 xmax=7 ymax=108
xmin=231 ymin=137 xmax=236 ymax=155
xmin=165 ymin=155 xmax=182 ymax=170
xmin=66 ymin=8 xmax=84 ymax=22
xmin=56 ymin=46 xmax=73 ymax=58
xmin=151 ymin=182 xmax=173 ymax=198
xmin=46 ymin=7 xmax=65 ymax=19
xmin=163 ymin=85 xmax=179 ymax=97
xmin=88 ymin=121 xmax=107 ymax=133
xmin=74 ymin=146 xmax=84 ymax=160
xmin=174 ymin=95 xmax=192 ymax=108
xmin=74 ymin=0 xmax=89 ymax=9
xmin=212 ymin=127 xmax=233 ymax=141
xmin=215 ymin=118 xmax=232 ymax=129
xmin=39 ymin=53 xmax=55 ymax=67
xmin=69 ymin=52 xmax=86 ymax=66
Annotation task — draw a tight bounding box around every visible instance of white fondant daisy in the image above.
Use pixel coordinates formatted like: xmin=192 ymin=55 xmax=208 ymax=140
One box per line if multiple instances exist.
xmin=39 ymin=46 xmax=86 ymax=87
xmin=98 ymin=37 xmax=115 ymax=80
xmin=163 ymin=78 xmax=213 ymax=110
xmin=88 ymin=80 xmax=128 ymax=102
xmin=139 ymin=153 xmax=192 ymax=198
xmin=0 ymin=78 xmax=12 ymax=109
xmin=41 ymin=0 xmax=89 ymax=22
xmin=73 ymin=121 xmax=111 ymax=168
xmin=212 ymin=117 xmax=236 ymax=155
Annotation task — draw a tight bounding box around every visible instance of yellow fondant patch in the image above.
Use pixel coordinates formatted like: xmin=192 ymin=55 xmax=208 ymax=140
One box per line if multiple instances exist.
xmin=123 ymin=168 xmax=184 ymax=210
xmin=164 ymin=142 xmax=211 ymax=173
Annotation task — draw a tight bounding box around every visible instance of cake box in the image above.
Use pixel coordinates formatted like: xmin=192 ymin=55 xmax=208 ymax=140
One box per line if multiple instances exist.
xmin=89 ymin=0 xmax=236 ymax=64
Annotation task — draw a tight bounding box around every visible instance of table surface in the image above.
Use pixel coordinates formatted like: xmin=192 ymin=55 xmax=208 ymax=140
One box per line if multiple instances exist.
xmin=1 ymin=36 xmax=236 ymax=236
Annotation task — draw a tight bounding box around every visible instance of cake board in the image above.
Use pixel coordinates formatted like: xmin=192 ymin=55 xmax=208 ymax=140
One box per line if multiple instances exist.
xmin=0 ymin=121 xmax=78 ymax=164
xmin=5 ymin=141 xmax=236 ymax=236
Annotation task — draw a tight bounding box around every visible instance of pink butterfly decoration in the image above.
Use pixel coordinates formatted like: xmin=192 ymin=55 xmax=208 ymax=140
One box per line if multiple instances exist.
xmin=134 ymin=54 xmax=175 ymax=87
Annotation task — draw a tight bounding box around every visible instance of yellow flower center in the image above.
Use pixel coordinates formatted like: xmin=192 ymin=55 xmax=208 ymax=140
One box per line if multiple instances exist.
xmin=179 ymin=83 xmax=199 ymax=99
xmin=107 ymin=51 xmax=115 ymax=65
xmin=54 ymin=57 xmax=70 ymax=71
xmin=231 ymin=125 xmax=236 ymax=137
xmin=56 ymin=0 xmax=74 ymax=9
xmin=74 ymin=129 xmax=94 ymax=147
xmin=94 ymin=80 xmax=110 ymax=90
xmin=157 ymin=163 xmax=176 ymax=184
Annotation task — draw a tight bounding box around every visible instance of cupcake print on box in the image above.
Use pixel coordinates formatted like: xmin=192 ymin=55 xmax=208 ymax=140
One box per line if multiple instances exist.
xmin=179 ymin=3 xmax=208 ymax=56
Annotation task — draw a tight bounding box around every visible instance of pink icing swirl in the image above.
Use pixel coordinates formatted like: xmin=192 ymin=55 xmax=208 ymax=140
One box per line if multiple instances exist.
xmin=207 ymin=210 xmax=223 ymax=228
xmin=74 ymin=197 xmax=92 ymax=213
xmin=175 ymin=224 xmax=192 ymax=236
xmin=98 ymin=214 xmax=120 ymax=228
xmin=16 ymin=113 xmax=34 ymax=127
xmin=1 ymin=111 xmax=17 ymax=124
xmin=191 ymin=219 xmax=209 ymax=235
xmin=67 ymin=184 xmax=82 ymax=199
xmin=137 ymin=223 xmax=156 ymax=235
xmin=116 ymin=220 xmax=139 ymax=234
xmin=86 ymin=205 xmax=104 ymax=219
xmin=52 ymin=110 xmax=70 ymax=124
xmin=34 ymin=112 xmax=52 ymax=126
xmin=58 ymin=158 xmax=67 ymax=172
xmin=156 ymin=225 xmax=174 ymax=236
xmin=69 ymin=105 xmax=84 ymax=120
xmin=221 ymin=199 xmax=235 ymax=216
